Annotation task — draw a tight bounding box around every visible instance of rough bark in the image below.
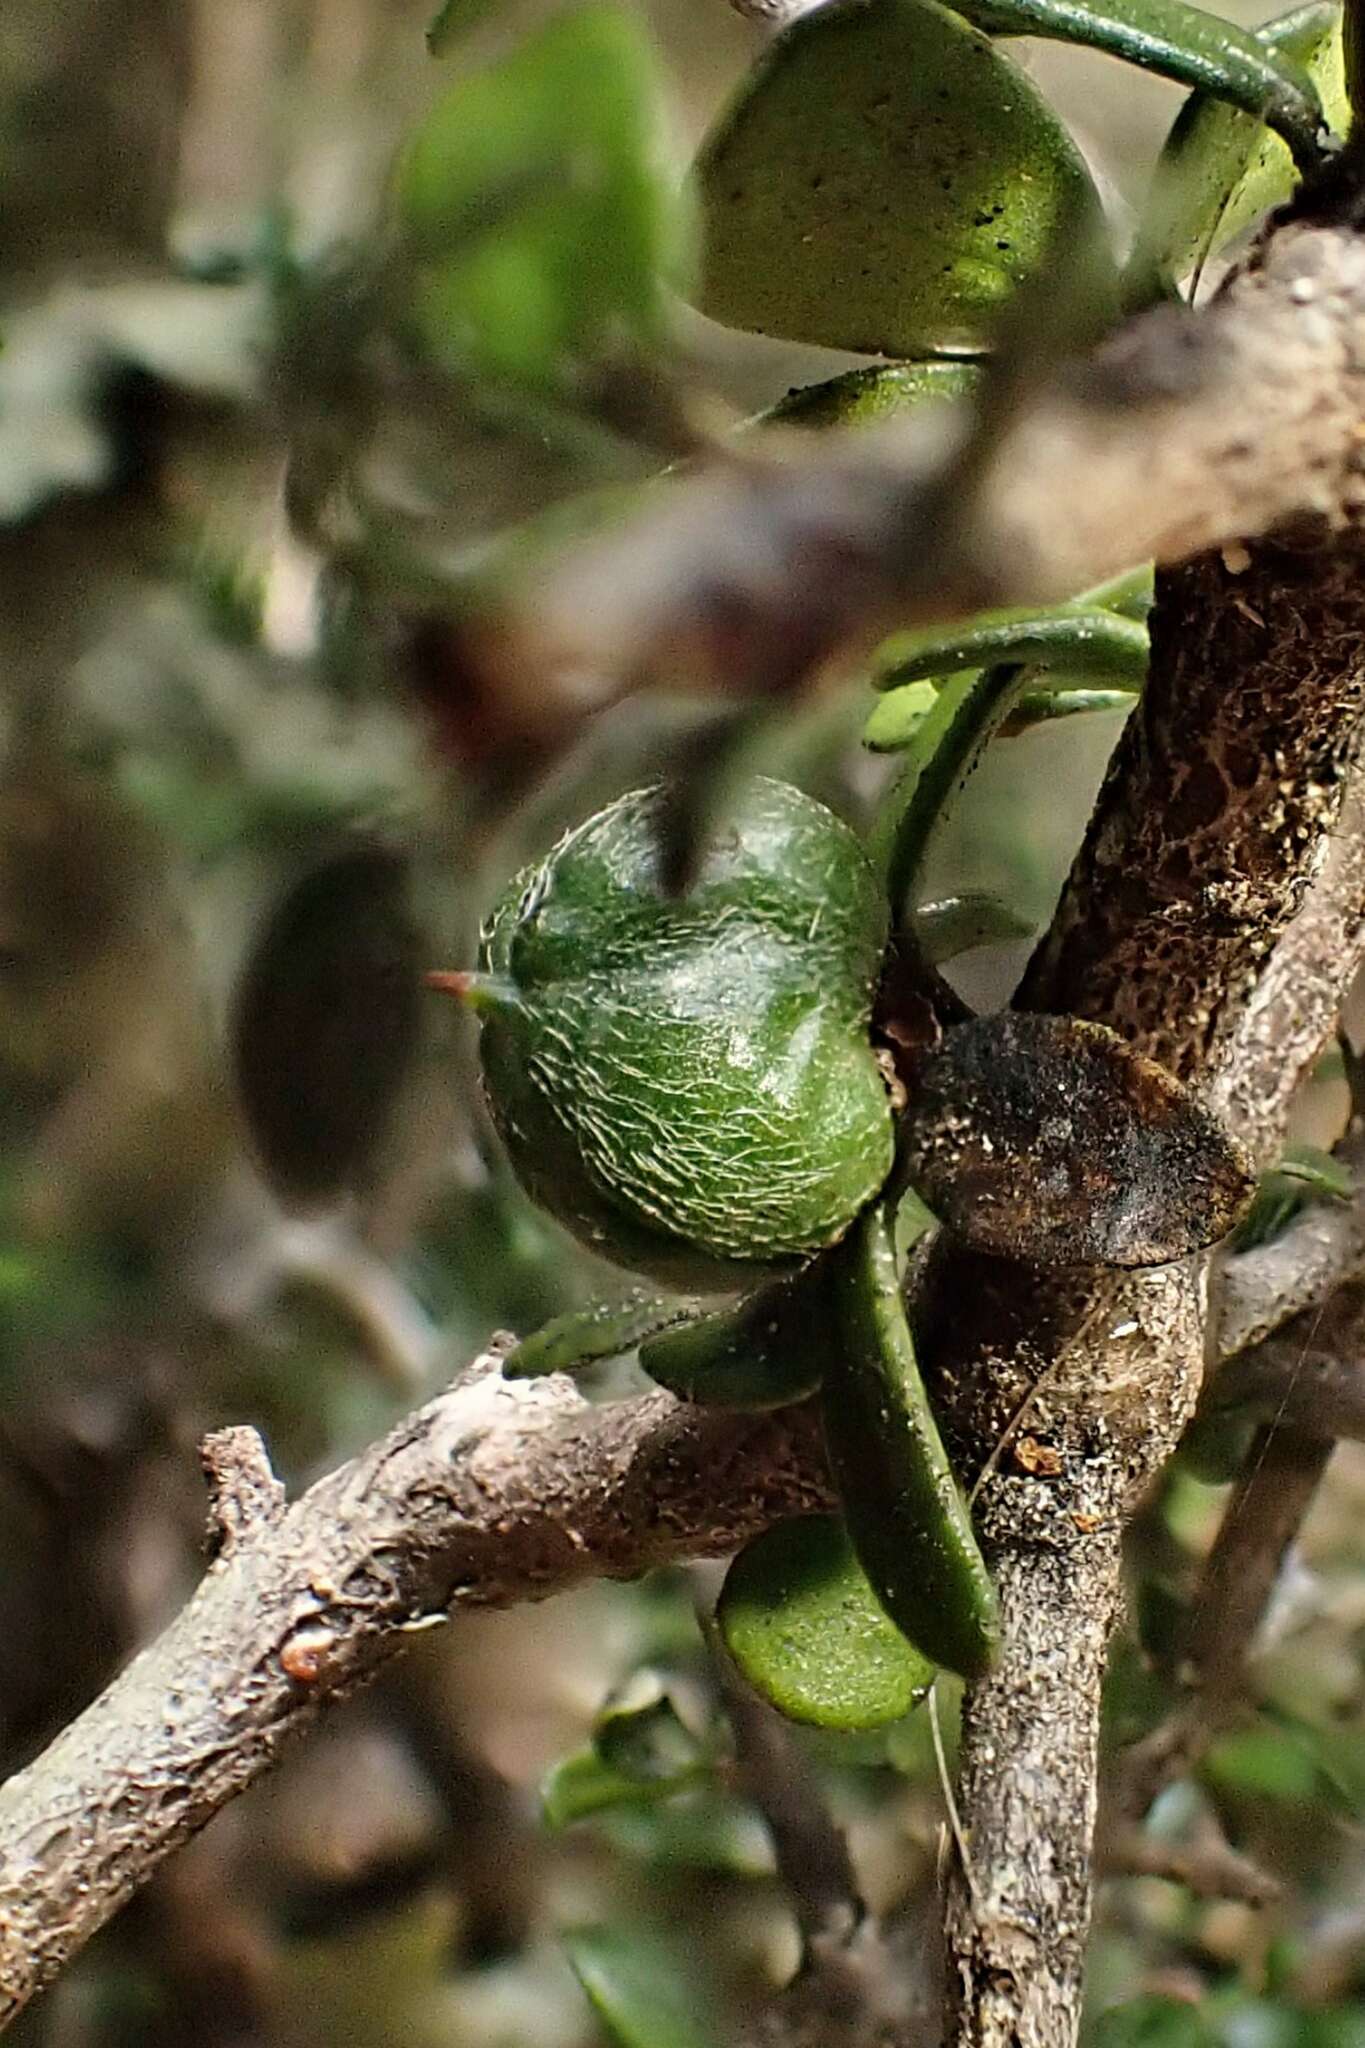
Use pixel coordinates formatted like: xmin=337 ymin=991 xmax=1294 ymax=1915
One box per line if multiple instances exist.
xmin=0 ymin=1362 xmax=830 ymax=2027
xmin=921 ymin=518 xmax=1365 ymax=2046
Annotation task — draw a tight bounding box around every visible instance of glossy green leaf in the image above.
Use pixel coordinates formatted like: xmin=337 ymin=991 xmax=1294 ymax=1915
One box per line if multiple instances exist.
xmin=823 ymin=1206 xmax=1000 ymax=1678
xmin=692 ymin=0 xmax=1104 ymax=356
xmin=762 ymin=360 xmax=982 ymax=430
xmin=397 ymin=5 xmax=678 ymax=384
xmin=718 ymin=1515 xmax=935 ymax=1728
xmin=873 ymin=606 xmax=1150 ymax=690
xmin=638 ymin=1267 xmax=827 ymax=1408
xmin=955 ymin=0 xmax=1327 ymax=173
xmin=504 ymin=1293 xmax=698 ymax=1378
xmin=566 ymin=1927 xmax=726 ymax=2048
xmin=1134 ymin=0 xmax=1345 ymax=297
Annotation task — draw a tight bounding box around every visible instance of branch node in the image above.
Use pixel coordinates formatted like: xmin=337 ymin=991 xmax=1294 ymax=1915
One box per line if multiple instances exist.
xmin=200 ymin=1426 xmax=286 ymax=1560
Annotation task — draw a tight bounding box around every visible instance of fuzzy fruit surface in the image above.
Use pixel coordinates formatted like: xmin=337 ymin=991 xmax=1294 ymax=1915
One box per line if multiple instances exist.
xmin=476 ymin=778 xmax=896 ymax=1286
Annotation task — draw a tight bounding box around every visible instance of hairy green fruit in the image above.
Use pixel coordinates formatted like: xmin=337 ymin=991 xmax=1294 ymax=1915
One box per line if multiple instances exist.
xmin=458 ymin=778 xmax=896 ymax=1286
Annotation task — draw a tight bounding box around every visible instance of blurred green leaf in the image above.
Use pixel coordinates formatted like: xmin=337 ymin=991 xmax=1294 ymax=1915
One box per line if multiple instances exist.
xmin=594 ymin=1672 xmax=709 ymax=1782
xmin=1203 ymin=1721 xmax=1339 ymax=1808
xmin=566 ymin=1926 xmax=726 ymax=2048
xmin=542 ymin=1672 xmax=712 ymax=1826
xmin=541 ymin=1746 xmax=704 ymax=1828
xmin=426 ymin=0 xmax=502 ymax=53
xmin=1227 ymin=1142 xmax=1351 ymax=1252
xmin=232 ymin=843 xmax=421 ymax=1210
xmin=397 ymin=5 xmax=679 ymax=385
xmin=692 ymin=0 xmax=1105 ymax=356
xmin=598 ymin=1789 xmax=775 ymax=1873
xmin=1092 ymin=1995 xmax=1218 ymax=2048
xmin=863 ymin=679 xmax=941 ymax=756
xmin=719 ymin=1515 xmax=936 ymax=1730
xmin=1134 ymin=0 xmax=1346 ymax=298
xmin=1001 ymin=686 xmax=1138 ymax=730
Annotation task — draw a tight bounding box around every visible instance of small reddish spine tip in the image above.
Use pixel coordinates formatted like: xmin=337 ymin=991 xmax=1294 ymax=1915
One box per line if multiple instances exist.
xmin=426 ymin=969 xmax=476 ymax=1001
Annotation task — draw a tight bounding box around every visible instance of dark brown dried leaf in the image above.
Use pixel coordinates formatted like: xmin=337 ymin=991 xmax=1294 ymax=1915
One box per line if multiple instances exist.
xmin=899 ymin=1012 xmax=1254 ymax=1266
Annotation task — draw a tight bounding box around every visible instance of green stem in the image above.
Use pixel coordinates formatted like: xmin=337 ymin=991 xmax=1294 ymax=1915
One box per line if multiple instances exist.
xmin=872 ymin=661 xmax=1032 ymax=929
xmin=956 ymin=0 xmax=1329 ymax=175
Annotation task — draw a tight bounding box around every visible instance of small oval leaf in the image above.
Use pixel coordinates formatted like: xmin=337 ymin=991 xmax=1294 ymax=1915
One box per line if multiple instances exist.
xmin=718 ymin=1515 xmax=935 ymax=1729
xmin=823 ymin=1206 xmax=1000 ymax=1679
xmin=900 ymin=1013 xmax=1256 ymax=1266
xmin=638 ymin=1267 xmax=827 ymax=1408
xmin=762 ymin=360 xmax=982 ymax=429
xmin=233 ymin=844 xmax=421 ymax=1210
xmin=692 ymin=0 xmax=1104 ymax=356
xmin=505 ymin=1293 xmax=699 ymax=1378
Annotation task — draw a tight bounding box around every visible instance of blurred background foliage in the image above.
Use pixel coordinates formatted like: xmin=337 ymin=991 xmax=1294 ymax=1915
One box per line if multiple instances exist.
xmin=3 ymin=0 xmax=1365 ymax=2043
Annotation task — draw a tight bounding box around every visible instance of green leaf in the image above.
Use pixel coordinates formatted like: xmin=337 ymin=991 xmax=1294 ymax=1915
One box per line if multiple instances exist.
xmin=873 ymin=606 xmax=1150 ymax=690
xmin=863 ymin=679 xmax=941 ymax=755
xmin=953 ymin=0 xmax=1327 ymax=173
xmin=823 ymin=1205 xmax=1001 ymax=1678
xmin=761 ymin=361 xmax=983 ymax=429
xmin=1133 ymin=0 xmax=1346 ymax=297
xmin=1092 ymin=1996 xmax=1218 ymax=2048
xmin=565 ymin=1927 xmax=726 ymax=2048
xmin=504 ymin=1293 xmax=698 ymax=1377
xmin=638 ymin=1267 xmax=827 ymax=1408
xmin=542 ymin=1674 xmax=713 ymax=1826
xmin=1203 ymin=1721 xmax=1337 ymax=1807
xmin=397 ymin=5 xmax=679 ymax=384
xmin=1226 ymin=1140 xmax=1352 ymax=1251
xmin=600 ymin=1792 xmax=774 ymax=1874
xmin=593 ymin=1672 xmax=709 ymax=1782
xmin=718 ymin=1515 xmax=935 ymax=1729
xmin=541 ymin=1747 xmax=688 ymax=1828
xmin=691 ymin=0 xmax=1105 ymax=356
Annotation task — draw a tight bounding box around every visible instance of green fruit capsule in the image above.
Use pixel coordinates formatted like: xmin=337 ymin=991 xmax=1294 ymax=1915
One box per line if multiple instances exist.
xmin=823 ymin=1204 xmax=1000 ymax=1680
xmin=446 ymin=778 xmax=896 ymax=1289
